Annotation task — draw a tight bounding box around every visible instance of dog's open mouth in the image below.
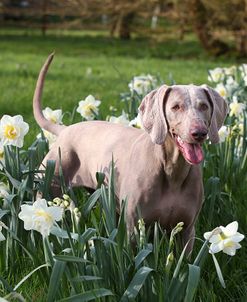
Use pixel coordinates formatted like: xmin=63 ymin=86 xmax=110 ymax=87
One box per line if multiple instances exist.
xmin=174 ymin=135 xmax=204 ymax=165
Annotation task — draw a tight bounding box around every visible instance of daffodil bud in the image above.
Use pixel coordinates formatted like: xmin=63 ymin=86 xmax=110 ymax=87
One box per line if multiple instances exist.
xmin=138 ymin=218 xmax=146 ymax=246
xmin=63 ymin=200 xmax=70 ymax=208
xmin=53 ymin=197 xmax=61 ymax=206
xmin=63 ymin=194 xmax=70 ymax=201
xmin=172 ymin=222 xmax=184 ymax=236
xmin=74 ymin=207 xmax=79 ymax=214
xmin=76 ymin=212 xmax=81 ymax=218
xmin=165 ymin=252 xmax=174 ymax=272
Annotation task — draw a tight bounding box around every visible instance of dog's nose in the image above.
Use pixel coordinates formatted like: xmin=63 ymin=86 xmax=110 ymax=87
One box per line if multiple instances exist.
xmin=191 ymin=129 xmax=208 ymax=141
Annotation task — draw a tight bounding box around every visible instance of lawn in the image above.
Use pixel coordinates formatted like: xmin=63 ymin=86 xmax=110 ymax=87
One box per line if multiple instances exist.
xmin=0 ymin=28 xmax=246 ymax=301
xmin=0 ymin=28 xmax=238 ymax=145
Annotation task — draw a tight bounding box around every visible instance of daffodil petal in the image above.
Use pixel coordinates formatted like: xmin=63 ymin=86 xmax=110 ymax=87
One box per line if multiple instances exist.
xmin=230 ymin=233 xmax=245 ymax=243
xmin=48 ymin=207 xmax=64 ymax=221
xmin=223 ymin=221 xmax=238 ymax=236
xmin=210 ymin=241 xmax=224 ymax=254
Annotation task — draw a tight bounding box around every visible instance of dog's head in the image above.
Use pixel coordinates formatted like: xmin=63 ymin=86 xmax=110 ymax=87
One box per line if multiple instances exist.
xmin=139 ymin=84 xmax=228 ymax=165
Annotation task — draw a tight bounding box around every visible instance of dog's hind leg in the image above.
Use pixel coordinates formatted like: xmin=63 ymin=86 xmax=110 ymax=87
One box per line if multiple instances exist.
xmin=39 ymin=147 xmax=80 ymax=198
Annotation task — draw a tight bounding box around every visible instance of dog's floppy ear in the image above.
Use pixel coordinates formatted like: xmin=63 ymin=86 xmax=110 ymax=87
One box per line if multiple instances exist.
xmin=202 ymin=85 xmax=228 ymax=144
xmin=138 ymin=85 xmax=172 ymax=145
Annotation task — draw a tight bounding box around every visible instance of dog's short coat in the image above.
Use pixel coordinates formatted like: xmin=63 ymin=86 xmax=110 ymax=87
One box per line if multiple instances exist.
xmin=33 ymin=54 xmax=228 ymax=251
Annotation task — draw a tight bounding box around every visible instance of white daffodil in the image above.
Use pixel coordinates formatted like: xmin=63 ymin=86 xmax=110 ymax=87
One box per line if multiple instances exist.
xmin=18 ymin=198 xmax=63 ymax=237
xmin=218 ymin=126 xmax=230 ymax=143
xmin=128 ymin=74 xmax=157 ymax=95
xmin=204 ymin=221 xmax=244 ymax=256
xmin=208 ymin=68 xmax=225 ymax=83
xmin=229 ymin=98 xmax=245 ymax=117
xmin=239 ymin=64 xmax=247 ymax=86
xmin=243 ymin=75 xmax=247 ymax=87
xmin=0 ymin=115 xmax=29 ymax=148
xmin=240 ymin=64 xmax=247 ymax=77
xmin=76 ymin=95 xmax=101 ymax=120
xmin=0 ymin=182 xmax=10 ymax=199
xmin=43 ymin=107 xmax=63 ymax=124
xmin=215 ymin=83 xmax=228 ymax=98
xmin=0 ymin=141 xmax=5 ymax=169
xmin=129 ymin=113 xmax=143 ymax=129
xmin=109 ymin=111 xmax=130 ymax=126
xmin=224 ymin=65 xmax=237 ymax=76
xmin=225 ymin=77 xmax=238 ymax=96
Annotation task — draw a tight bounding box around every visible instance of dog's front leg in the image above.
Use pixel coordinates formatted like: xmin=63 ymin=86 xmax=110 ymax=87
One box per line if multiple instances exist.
xmin=182 ymin=226 xmax=195 ymax=256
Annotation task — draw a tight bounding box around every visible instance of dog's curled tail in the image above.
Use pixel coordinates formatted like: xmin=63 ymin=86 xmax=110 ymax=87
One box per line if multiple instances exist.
xmin=33 ymin=53 xmax=66 ymax=136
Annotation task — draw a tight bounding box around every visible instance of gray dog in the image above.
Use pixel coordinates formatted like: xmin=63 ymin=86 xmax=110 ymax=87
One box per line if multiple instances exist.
xmin=33 ymin=54 xmax=228 ymax=251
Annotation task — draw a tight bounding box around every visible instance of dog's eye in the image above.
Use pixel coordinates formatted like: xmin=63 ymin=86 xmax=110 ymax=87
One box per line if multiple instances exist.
xmin=200 ymin=103 xmax=209 ymax=111
xmin=171 ymin=104 xmax=180 ymax=112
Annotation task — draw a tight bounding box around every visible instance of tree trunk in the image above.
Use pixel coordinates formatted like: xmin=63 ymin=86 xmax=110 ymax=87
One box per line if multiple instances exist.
xmin=235 ymin=29 xmax=247 ymax=57
xmin=189 ymin=0 xmax=228 ymax=55
xmin=118 ymin=12 xmax=135 ymax=40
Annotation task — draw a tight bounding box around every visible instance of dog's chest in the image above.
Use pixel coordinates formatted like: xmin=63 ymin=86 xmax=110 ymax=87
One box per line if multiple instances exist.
xmin=141 ymin=184 xmax=202 ymax=230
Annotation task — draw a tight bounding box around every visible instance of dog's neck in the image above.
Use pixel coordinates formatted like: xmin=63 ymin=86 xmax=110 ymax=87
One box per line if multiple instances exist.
xmin=156 ymin=134 xmax=192 ymax=188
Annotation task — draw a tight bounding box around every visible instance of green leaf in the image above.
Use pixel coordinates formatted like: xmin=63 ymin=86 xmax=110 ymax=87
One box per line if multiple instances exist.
xmin=116 ymin=199 xmax=127 ymax=251
xmin=13 ymin=263 xmax=50 ymax=291
xmin=135 ymin=248 xmax=152 ymax=269
xmin=47 ymin=260 xmax=66 ymax=302
xmin=83 ymin=189 xmax=101 ymax=216
xmin=54 ymin=255 xmax=90 ymax=263
xmin=120 ymin=266 xmax=153 ymax=301
xmin=211 ymin=254 xmax=226 ymax=288
xmin=57 ymin=288 xmax=114 ymax=302
xmin=0 ymin=209 xmax=9 ymax=219
xmin=0 ymin=276 xmax=14 ymax=293
xmin=50 ymin=225 xmax=79 ymax=240
xmin=80 ymin=228 xmax=97 ymax=245
xmin=96 ymin=172 xmax=105 ymax=187
xmin=184 ymin=264 xmax=201 ymax=302
xmin=41 ymin=159 xmax=56 ymax=199
xmin=72 ymin=275 xmax=103 ymax=282
xmin=193 ymin=239 xmax=209 ymax=267
xmin=168 ymin=241 xmax=190 ymax=301
xmin=172 ymin=241 xmax=189 ymax=279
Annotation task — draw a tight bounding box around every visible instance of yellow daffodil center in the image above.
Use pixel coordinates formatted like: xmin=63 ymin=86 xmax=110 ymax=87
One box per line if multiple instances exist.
xmin=50 ymin=116 xmax=57 ymax=124
xmin=230 ymin=103 xmax=242 ymax=116
xmin=35 ymin=210 xmax=53 ymax=223
xmin=219 ymin=233 xmax=228 ymax=240
xmin=84 ymin=104 xmax=95 ymax=115
xmin=4 ymin=125 xmax=17 ymax=140
xmin=224 ymin=241 xmax=235 ymax=248
xmin=219 ymin=88 xmax=227 ymax=97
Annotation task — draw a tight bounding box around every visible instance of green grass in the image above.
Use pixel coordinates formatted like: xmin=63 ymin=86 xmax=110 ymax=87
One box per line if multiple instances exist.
xmin=0 ymin=28 xmax=239 ymax=146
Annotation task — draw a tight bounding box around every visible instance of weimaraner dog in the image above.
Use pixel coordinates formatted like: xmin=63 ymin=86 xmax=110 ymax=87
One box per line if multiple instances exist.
xmin=33 ymin=54 xmax=228 ymax=251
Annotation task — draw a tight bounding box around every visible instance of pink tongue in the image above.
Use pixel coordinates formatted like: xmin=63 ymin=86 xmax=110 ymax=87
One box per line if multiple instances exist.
xmin=176 ymin=139 xmax=204 ymax=165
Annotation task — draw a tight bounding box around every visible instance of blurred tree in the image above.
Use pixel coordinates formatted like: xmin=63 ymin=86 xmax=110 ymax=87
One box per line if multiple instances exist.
xmin=201 ymin=0 xmax=247 ymax=56
xmin=85 ymin=0 xmax=159 ymax=39
xmin=170 ymin=0 xmax=189 ymax=40
xmin=1 ymin=0 xmax=246 ymax=55
xmin=182 ymin=0 xmax=246 ymax=56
